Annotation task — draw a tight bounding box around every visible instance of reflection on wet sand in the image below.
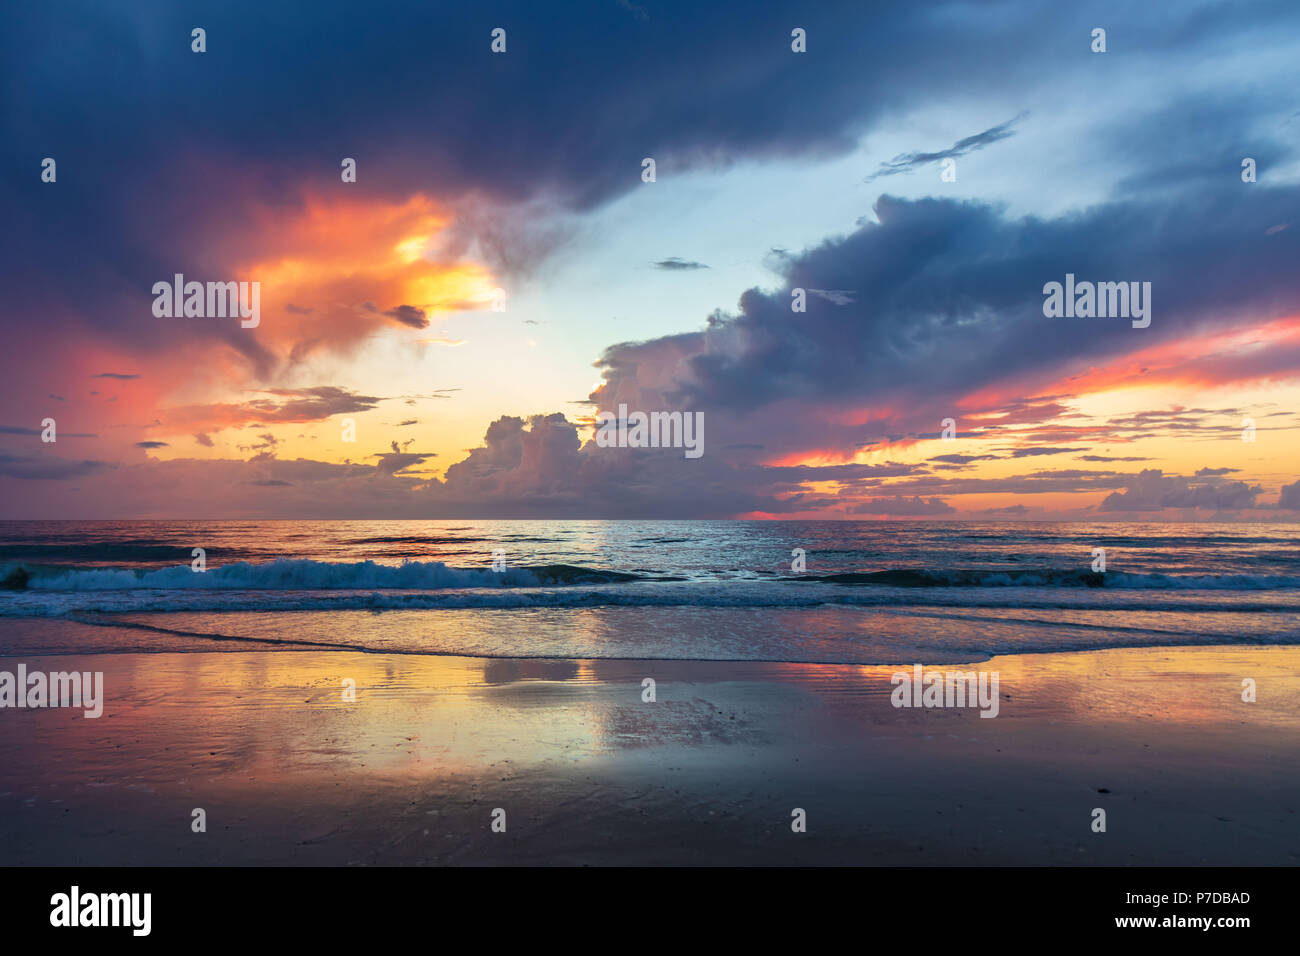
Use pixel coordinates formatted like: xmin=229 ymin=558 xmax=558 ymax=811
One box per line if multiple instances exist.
xmin=2 ymin=645 xmax=1298 ymax=864
xmin=4 ymin=645 xmax=1297 ymax=780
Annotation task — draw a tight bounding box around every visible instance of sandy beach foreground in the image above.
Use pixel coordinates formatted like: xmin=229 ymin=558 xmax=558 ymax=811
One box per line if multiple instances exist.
xmin=1 ymin=641 xmax=1296 ymax=866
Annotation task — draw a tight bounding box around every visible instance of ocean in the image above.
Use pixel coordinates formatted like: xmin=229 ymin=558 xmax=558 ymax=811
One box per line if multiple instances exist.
xmin=1 ymin=519 xmax=1297 ymax=664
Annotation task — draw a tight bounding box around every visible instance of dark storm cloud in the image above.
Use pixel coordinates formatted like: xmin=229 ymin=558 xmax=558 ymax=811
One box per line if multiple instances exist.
xmin=2 ymin=1 xmax=1299 ymax=518
xmin=12 ymin=0 xmax=1272 ymax=343
xmin=595 ymin=184 xmax=1300 ymax=419
xmin=1 ymin=0 xmax=1296 ymax=417
xmin=1108 ymin=91 xmax=1297 ymax=196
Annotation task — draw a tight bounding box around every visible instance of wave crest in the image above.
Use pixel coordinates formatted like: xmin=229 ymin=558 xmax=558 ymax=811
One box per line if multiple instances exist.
xmin=2 ymin=559 xmax=646 ymax=591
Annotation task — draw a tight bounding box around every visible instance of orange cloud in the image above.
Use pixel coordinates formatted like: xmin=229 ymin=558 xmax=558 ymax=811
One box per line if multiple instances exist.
xmin=39 ymin=193 xmax=501 ymax=457
xmin=962 ymin=316 xmax=1300 ymax=408
xmin=234 ymin=193 xmax=497 ymax=359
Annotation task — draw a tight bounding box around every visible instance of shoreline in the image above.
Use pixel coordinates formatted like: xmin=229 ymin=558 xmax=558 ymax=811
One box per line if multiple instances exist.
xmin=2 ymin=608 xmax=1297 ymax=664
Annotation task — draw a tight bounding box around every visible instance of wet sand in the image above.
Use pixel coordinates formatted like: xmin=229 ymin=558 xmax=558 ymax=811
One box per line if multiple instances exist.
xmin=1 ymin=643 xmax=1297 ymax=865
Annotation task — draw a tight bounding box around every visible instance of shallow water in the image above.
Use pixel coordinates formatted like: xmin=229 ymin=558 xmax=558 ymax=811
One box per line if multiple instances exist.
xmin=1 ymin=520 xmax=1296 ymax=662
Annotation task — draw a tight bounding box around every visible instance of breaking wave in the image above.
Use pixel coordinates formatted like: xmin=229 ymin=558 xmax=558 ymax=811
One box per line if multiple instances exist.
xmin=0 ymin=559 xmax=651 ymax=592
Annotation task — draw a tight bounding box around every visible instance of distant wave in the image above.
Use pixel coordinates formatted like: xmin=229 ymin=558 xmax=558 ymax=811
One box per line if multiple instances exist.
xmin=0 ymin=543 xmax=217 ymax=563
xmin=343 ymin=535 xmax=490 ymax=545
xmin=0 ymin=559 xmax=654 ymax=592
xmin=795 ymin=568 xmax=1300 ymax=589
xmin=2 ymin=559 xmax=1299 ymax=596
xmin=1 ymin=579 xmax=1299 ymax=620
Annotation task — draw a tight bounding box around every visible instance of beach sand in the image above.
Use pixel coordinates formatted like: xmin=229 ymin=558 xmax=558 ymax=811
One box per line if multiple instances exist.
xmin=1 ymin=637 xmax=1297 ymax=865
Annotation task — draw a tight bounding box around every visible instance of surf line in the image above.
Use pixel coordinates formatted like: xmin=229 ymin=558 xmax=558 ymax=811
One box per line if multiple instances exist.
xmin=65 ymin=613 xmax=374 ymax=653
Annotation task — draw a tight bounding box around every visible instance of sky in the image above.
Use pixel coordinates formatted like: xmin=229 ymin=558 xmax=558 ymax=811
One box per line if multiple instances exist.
xmin=2 ymin=0 xmax=1299 ymax=519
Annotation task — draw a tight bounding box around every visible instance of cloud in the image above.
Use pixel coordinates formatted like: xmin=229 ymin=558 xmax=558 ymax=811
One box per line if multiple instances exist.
xmin=0 ymin=452 xmax=110 ymax=481
xmin=236 ymin=433 xmax=281 ymax=461
xmin=1108 ymin=91 xmax=1296 ymax=197
xmin=816 ymin=467 xmax=1134 ymax=502
xmin=18 ymin=0 xmax=1216 ymax=383
xmin=373 ymin=451 xmax=434 ymax=476
xmin=865 ymin=112 xmax=1026 ymax=180
xmin=616 ymin=0 xmax=649 ymax=22
xmin=653 ymin=257 xmax=709 ymax=271
xmin=135 ymin=441 xmax=169 ymax=448
xmin=929 ymin=453 xmax=998 ymax=464
xmin=1099 ymin=469 xmax=1262 ymax=512
xmin=431 ymin=414 xmax=771 ymax=517
xmin=807 ymin=289 xmax=857 ymax=305
xmin=592 ymin=186 xmax=1300 ymax=466
xmin=0 ymin=406 xmax=1286 ymax=520
xmin=0 ymin=425 xmax=97 ymax=438
xmin=2 ymin=2 xmax=1298 ymax=519
xmin=847 ymin=495 xmax=956 ymax=515
xmin=1280 ymin=479 xmax=1300 ymax=511
xmin=1007 ymin=446 xmax=1089 ymax=458
xmin=384 ymin=304 xmax=430 ymax=329
xmin=93 ymin=372 xmax=141 ymax=380
xmin=166 ymin=387 xmax=384 ymax=432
